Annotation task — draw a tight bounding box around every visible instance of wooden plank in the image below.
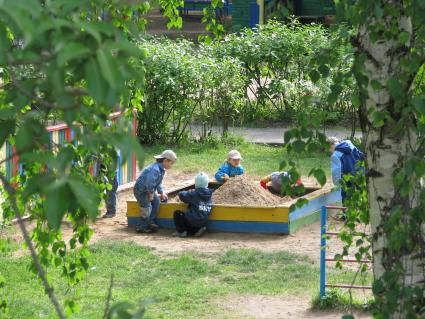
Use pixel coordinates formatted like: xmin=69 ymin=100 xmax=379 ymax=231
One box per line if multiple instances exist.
xmin=127 ymin=217 xmax=290 ymax=234
xmin=127 ymin=201 xmax=290 ymax=222
xmin=325 ymin=284 xmax=372 ymax=289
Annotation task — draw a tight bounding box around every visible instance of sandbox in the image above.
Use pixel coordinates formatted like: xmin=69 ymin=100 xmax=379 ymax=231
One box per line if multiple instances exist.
xmin=126 ymin=177 xmax=341 ymax=234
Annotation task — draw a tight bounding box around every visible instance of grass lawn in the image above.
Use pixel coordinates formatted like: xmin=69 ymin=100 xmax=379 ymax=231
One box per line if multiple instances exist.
xmin=1 ymin=241 xmax=372 ymax=319
xmin=139 ymin=138 xmax=330 ymax=179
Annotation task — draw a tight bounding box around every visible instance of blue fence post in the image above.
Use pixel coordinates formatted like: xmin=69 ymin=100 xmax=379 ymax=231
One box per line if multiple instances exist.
xmin=117 ymin=152 xmax=122 ymax=186
xmin=320 ymin=205 xmax=327 ymax=299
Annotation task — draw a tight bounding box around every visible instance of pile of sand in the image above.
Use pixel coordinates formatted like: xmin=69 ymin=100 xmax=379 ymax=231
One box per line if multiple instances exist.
xmin=211 ymin=175 xmax=292 ymax=206
xmin=167 ymin=175 xmax=294 ymax=206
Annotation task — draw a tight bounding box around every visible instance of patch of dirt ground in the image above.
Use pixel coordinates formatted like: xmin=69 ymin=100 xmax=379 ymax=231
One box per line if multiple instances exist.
xmin=216 ymin=294 xmax=372 ymax=319
xmin=9 ymin=171 xmax=372 ymax=318
xmin=91 ymin=171 xmax=365 ymax=266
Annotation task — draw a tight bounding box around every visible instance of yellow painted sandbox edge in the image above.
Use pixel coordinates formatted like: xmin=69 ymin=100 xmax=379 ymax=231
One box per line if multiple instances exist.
xmin=127 ymin=201 xmax=289 ymax=223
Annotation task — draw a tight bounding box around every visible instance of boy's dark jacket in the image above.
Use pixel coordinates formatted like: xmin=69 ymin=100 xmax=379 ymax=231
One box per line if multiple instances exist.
xmin=178 ymin=188 xmax=213 ymax=227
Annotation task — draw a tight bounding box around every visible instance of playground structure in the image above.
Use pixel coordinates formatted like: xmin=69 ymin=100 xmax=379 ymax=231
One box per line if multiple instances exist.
xmin=0 ymin=112 xmax=138 ymax=187
xmin=177 ymin=0 xmax=336 ymax=33
xmin=127 ymin=181 xmax=341 ymax=234
xmin=320 ymin=205 xmax=372 ymax=299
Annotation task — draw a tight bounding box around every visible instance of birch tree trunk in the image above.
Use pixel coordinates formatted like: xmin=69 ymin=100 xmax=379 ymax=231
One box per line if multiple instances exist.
xmin=353 ymin=2 xmax=425 ymax=317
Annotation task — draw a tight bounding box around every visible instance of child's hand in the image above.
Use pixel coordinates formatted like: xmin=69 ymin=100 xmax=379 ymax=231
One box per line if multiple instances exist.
xmin=223 ymin=174 xmax=230 ymax=181
xmin=148 ymin=193 xmax=154 ymax=201
xmin=160 ymin=193 xmax=168 ymax=201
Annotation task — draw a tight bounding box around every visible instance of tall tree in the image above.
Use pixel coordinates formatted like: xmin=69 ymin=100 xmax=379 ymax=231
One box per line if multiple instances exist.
xmin=340 ymin=0 xmax=424 ymax=316
xmin=284 ymin=1 xmax=424 ymax=317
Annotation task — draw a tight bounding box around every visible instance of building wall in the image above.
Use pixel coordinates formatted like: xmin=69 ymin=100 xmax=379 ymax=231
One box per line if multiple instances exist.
xmin=294 ymin=0 xmax=335 ymax=17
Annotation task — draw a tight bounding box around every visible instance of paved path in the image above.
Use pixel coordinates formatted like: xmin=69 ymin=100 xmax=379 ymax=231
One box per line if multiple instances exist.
xmin=190 ymin=125 xmax=363 ymax=144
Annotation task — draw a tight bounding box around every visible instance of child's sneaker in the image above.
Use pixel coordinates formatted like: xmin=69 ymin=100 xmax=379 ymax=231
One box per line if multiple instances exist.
xmin=102 ymin=212 xmax=116 ymax=218
xmin=148 ymin=223 xmax=160 ymax=232
xmin=172 ymin=231 xmax=187 ymax=238
xmin=194 ymin=227 xmax=207 ymax=238
xmin=136 ymin=227 xmax=154 ymax=234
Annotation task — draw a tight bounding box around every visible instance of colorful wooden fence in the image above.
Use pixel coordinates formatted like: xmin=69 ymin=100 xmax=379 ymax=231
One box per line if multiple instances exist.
xmin=0 ymin=112 xmax=138 ymax=186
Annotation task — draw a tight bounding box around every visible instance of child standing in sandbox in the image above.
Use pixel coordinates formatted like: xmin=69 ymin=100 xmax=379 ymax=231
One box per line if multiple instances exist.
xmin=173 ymin=172 xmax=213 ymax=238
xmin=214 ymin=150 xmax=244 ymax=183
xmin=133 ymin=150 xmax=177 ymax=233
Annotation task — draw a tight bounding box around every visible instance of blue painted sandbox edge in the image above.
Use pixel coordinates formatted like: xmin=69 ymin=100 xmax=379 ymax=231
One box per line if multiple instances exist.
xmin=127 ymin=217 xmax=289 ymax=234
xmin=289 ymin=190 xmax=341 ymax=222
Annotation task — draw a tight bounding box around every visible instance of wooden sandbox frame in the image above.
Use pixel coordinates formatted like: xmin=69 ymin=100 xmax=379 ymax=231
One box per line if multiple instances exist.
xmin=127 ymin=181 xmax=341 ymax=234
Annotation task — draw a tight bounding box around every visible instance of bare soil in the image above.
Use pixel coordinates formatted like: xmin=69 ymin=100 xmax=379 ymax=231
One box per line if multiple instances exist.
xmin=8 ymin=170 xmax=372 ymax=319
xmin=90 ymin=171 xmax=367 ymax=268
xmin=216 ymin=294 xmax=372 ymax=319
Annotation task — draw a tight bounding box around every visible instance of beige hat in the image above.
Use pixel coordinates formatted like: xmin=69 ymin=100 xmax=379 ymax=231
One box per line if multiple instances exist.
xmin=228 ymin=150 xmax=242 ymax=160
xmin=154 ymin=150 xmax=177 ymax=162
xmin=327 ymin=136 xmax=340 ymax=145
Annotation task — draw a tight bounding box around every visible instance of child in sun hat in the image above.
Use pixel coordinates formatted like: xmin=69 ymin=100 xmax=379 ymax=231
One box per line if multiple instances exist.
xmin=133 ymin=150 xmax=177 ymax=233
xmin=172 ymin=172 xmax=213 ymax=238
xmin=214 ymin=150 xmax=244 ymax=183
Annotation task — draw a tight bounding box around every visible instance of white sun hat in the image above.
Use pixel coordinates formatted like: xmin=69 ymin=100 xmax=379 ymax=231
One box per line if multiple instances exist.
xmin=154 ymin=150 xmax=177 ymax=162
xmin=228 ymin=150 xmax=242 ymax=160
xmin=327 ymin=136 xmax=340 ymax=145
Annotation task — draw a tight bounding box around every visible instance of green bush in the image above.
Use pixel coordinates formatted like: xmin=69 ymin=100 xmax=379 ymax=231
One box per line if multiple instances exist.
xmin=134 ymin=20 xmax=356 ymax=145
xmin=136 ymin=38 xmax=246 ymax=144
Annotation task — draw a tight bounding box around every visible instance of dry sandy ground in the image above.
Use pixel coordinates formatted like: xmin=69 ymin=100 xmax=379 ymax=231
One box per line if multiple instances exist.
xmin=94 ymin=171 xmax=364 ymax=265
xmin=90 ymin=172 xmax=372 ymax=319
xmin=9 ymin=171 xmax=372 ymax=319
xmin=217 ymin=294 xmax=371 ymax=319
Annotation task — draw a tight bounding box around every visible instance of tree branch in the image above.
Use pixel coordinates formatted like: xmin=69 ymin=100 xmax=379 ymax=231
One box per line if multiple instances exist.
xmin=0 ymin=173 xmax=66 ymax=319
xmin=102 ymin=274 xmax=114 ymax=319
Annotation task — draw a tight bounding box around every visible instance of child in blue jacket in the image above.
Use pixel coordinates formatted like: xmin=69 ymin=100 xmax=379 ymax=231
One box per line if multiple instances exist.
xmin=133 ymin=150 xmax=177 ymax=233
xmin=214 ymin=150 xmax=244 ymax=183
xmin=173 ymin=172 xmax=213 ymax=238
xmin=328 ymin=137 xmax=364 ymax=202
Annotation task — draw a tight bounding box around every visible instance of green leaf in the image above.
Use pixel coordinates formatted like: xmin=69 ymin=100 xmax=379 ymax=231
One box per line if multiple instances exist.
xmin=309 ymin=69 xmax=320 ymax=83
xmin=398 ymin=31 xmax=410 ymax=45
xmin=284 ymin=130 xmax=294 ymax=143
xmin=85 ymin=59 xmax=108 ymax=102
xmin=313 ymin=168 xmax=327 ymax=186
xmin=292 ymin=140 xmax=306 ymax=153
xmin=23 ymin=173 xmax=54 ymax=199
xmin=1 ymin=6 xmax=35 ymax=46
xmin=44 ymin=181 xmax=69 ymax=229
xmin=79 ymin=22 xmax=102 ymax=43
xmin=351 ymin=95 xmax=361 ymax=108
xmin=318 ymin=64 xmax=330 ymax=77
xmin=96 ymin=49 xmax=119 ymax=88
xmin=57 ymin=42 xmax=91 ymax=67
xmin=387 ymin=78 xmax=404 ymax=101
xmin=374 ymin=4 xmax=384 ymax=19
xmin=371 ymin=110 xmax=389 ymax=128
xmin=0 ymin=24 xmax=9 ymax=65
xmin=105 ymin=40 xmax=143 ymax=58
xmin=412 ymin=96 xmax=425 ymax=116
xmin=371 ymin=79 xmax=382 ymax=91
xmin=0 ymin=119 xmax=15 ymax=147
xmin=68 ymin=177 xmax=100 ymax=220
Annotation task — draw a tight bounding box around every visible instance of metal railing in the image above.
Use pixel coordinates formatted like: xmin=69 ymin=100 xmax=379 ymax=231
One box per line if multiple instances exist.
xmin=320 ymin=205 xmax=372 ymax=299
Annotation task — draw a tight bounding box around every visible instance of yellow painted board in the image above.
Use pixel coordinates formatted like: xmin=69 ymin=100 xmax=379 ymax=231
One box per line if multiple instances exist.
xmin=127 ymin=201 xmax=289 ymax=223
xmin=0 ymin=143 xmax=5 ymax=172
xmin=121 ymin=160 xmax=127 ymax=184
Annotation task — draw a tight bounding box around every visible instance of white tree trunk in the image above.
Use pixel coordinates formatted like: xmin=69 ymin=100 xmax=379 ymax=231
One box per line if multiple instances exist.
xmin=356 ymin=9 xmax=424 ymax=317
